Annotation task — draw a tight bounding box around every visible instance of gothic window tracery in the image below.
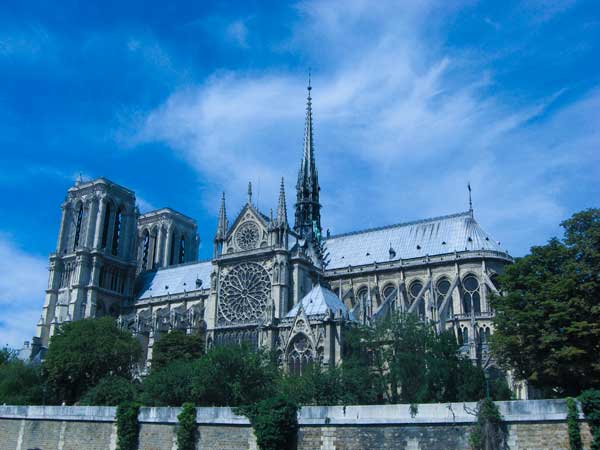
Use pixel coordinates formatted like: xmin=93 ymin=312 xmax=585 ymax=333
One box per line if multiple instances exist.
xmin=287 ymin=333 xmax=314 ymax=376
xmin=178 ymin=235 xmax=186 ymax=263
xmin=218 ymin=262 xmax=271 ymax=325
xmin=73 ymin=204 xmax=84 ymax=250
xmin=408 ymin=280 xmax=426 ymax=320
xmin=141 ymin=230 xmax=150 ymax=270
xmin=111 ymin=208 xmax=122 ymax=256
xmin=235 ymin=221 xmax=260 ymax=251
xmin=462 ymin=275 xmax=481 ymax=315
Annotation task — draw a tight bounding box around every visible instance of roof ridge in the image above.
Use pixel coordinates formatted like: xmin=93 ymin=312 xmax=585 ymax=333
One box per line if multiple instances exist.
xmin=325 ymin=211 xmax=473 ymax=240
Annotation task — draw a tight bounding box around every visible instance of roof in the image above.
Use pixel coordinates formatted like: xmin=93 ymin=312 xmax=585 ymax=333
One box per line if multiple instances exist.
xmin=286 ymin=284 xmax=354 ymax=320
xmin=324 ymin=211 xmax=507 ymax=270
xmin=136 ymin=260 xmax=212 ymax=300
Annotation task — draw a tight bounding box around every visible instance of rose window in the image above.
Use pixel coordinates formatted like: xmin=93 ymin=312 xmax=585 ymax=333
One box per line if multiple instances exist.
xmin=235 ymin=221 xmax=260 ymax=250
xmin=218 ymin=263 xmax=271 ymax=325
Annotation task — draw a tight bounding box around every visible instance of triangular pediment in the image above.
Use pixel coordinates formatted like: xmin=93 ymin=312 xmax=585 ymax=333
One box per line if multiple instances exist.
xmin=224 ymin=203 xmax=271 ymax=253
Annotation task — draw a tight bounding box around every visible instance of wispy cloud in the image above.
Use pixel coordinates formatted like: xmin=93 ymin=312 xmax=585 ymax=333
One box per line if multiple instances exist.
xmin=0 ymin=234 xmax=47 ymax=349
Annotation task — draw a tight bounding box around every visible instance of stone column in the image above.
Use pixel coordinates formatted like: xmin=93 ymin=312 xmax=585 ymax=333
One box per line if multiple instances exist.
xmin=56 ymin=202 xmax=69 ymax=254
xmin=156 ymin=225 xmax=165 ymax=268
xmin=164 ymin=226 xmax=174 ymax=267
xmin=85 ymin=197 xmax=98 ymax=249
xmin=94 ymin=197 xmax=107 ymax=249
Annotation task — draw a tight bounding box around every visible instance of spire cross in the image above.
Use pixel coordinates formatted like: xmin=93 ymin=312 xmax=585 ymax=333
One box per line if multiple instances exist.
xmin=247 ymin=181 xmax=252 ymax=205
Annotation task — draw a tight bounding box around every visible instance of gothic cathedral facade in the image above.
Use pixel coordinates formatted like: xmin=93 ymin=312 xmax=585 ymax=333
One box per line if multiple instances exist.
xmin=31 ymin=83 xmax=513 ymax=378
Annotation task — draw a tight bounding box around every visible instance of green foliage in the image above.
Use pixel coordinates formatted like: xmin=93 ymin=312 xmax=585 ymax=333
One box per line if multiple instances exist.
xmin=348 ymin=312 xmax=493 ymax=404
xmin=238 ymin=395 xmax=298 ymax=450
xmin=0 ymin=347 xmax=16 ymax=366
xmin=80 ymin=376 xmax=138 ymax=406
xmin=566 ymin=397 xmax=583 ymax=450
xmin=190 ymin=344 xmax=277 ymax=406
xmin=116 ymin=402 xmax=140 ymax=450
xmin=43 ymin=317 xmax=141 ymax=404
xmin=140 ymin=359 xmax=197 ymax=406
xmin=151 ymin=330 xmax=204 ymax=371
xmin=491 ymin=209 xmax=600 ymax=396
xmin=579 ymin=389 xmax=600 ymax=450
xmin=469 ymin=398 xmax=506 ymax=450
xmin=176 ymin=402 xmax=197 ymax=450
xmin=0 ymin=358 xmax=47 ymax=405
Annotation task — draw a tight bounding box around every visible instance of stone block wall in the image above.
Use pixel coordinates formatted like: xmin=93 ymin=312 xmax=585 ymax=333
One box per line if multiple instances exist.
xmin=0 ymin=399 xmax=592 ymax=450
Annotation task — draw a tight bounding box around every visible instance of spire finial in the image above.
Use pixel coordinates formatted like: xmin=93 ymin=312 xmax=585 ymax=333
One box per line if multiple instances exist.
xmin=468 ymin=182 xmax=473 ymax=213
xmin=308 ymin=68 xmax=312 ymax=91
xmin=247 ymin=181 xmax=252 ymax=205
xmin=215 ymin=191 xmax=228 ymax=241
xmin=277 ymin=177 xmax=288 ymax=225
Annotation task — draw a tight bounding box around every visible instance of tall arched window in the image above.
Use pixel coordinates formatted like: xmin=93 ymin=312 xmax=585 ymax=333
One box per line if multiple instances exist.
xmin=462 ymin=275 xmax=481 ymax=315
xmin=141 ymin=230 xmax=150 ymax=270
xmin=169 ymin=230 xmax=176 ymax=265
xmin=151 ymin=227 xmax=159 ymax=269
xmin=73 ymin=204 xmax=84 ymax=250
xmin=178 ymin=235 xmax=186 ymax=264
xmin=408 ymin=280 xmax=425 ymax=320
xmin=111 ymin=208 xmax=122 ymax=256
xmin=101 ymin=203 xmax=111 ymax=248
xmin=287 ymin=333 xmax=314 ymax=376
xmin=382 ymin=284 xmax=397 ymax=307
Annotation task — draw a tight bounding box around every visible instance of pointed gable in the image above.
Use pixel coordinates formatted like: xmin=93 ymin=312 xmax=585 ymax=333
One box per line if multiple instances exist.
xmin=287 ymin=284 xmax=355 ymax=321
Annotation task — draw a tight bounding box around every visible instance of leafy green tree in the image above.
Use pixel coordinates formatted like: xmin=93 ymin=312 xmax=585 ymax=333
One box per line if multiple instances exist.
xmin=140 ymin=359 xmax=197 ymax=406
xmin=80 ymin=376 xmax=139 ymax=406
xmin=191 ymin=344 xmax=277 ymax=406
xmin=0 ymin=358 xmax=46 ymax=405
xmin=151 ymin=330 xmax=204 ymax=371
xmin=0 ymin=347 xmax=16 ymax=366
xmin=491 ymin=209 xmax=600 ymax=396
xmin=238 ymin=395 xmax=298 ymax=450
xmin=43 ymin=317 xmax=141 ymax=404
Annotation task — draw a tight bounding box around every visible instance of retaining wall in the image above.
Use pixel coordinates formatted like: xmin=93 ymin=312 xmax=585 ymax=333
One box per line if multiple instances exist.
xmin=0 ymin=399 xmax=592 ymax=450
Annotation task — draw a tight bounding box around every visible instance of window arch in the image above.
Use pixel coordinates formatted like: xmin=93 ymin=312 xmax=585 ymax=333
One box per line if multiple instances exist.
xmin=356 ymin=286 xmax=369 ymax=310
xmin=73 ymin=203 xmax=84 ymax=250
xmin=462 ymin=274 xmax=481 ymax=315
xmin=111 ymin=207 xmax=122 ymax=256
xmin=152 ymin=227 xmax=159 ymax=269
xmin=382 ymin=284 xmax=397 ymax=304
xmin=169 ymin=229 xmax=177 ymax=266
xmin=408 ymin=280 xmax=425 ymax=320
xmin=287 ymin=333 xmax=314 ymax=376
xmin=458 ymin=326 xmax=469 ymax=345
xmin=141 ymin=230 xmax=150 ymax=270
xmin=435 ymin=277 xmax=451 ymax=308
xmin=178 ymin=235 xmax=186 ymax=264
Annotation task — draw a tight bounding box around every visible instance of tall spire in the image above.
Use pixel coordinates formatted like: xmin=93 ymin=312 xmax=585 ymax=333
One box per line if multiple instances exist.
xmin=277 ymin=177 xmax=288 ymax=226
xmin=247 ymin=181 xmax=253 ymax=205
xmin=295 ymin=73 xmax=321 ymax=238
xmin=215 ymin=192 xmax=228 ymax=240
xmin=468 ymin=182 xmax=473 ymax=216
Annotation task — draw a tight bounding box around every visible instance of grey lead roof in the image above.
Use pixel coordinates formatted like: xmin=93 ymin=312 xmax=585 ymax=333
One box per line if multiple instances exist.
xmin=324 ymin=211 xmax=507 ymax=270
xmin=286 ymin=284 xmax=353 ymax=320
xmin=136 ymin=260 xmax=212 ymax=300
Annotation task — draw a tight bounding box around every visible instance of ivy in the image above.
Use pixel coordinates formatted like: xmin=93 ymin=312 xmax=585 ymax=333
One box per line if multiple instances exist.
xmin=469 ymin=398 xmax=506 ymax=450
xmin=177 ymin=403 xmax=197 ymax=450
xmin=237 ymin=395 xmax=298 ymax=450
xmin=116 ymin=402 xmax=140 ymax=450
xmin=566 ymin=397 xmax=583 ymax=450
xmin=579 ymin=389 xmax=600 ymax=450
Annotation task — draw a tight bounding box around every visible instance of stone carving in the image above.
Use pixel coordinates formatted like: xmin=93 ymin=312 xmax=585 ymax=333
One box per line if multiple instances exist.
xmin=218 ymin=262 xmax=270 ymax=325
xmin=235 ymin=221 xmax=260 ymax=251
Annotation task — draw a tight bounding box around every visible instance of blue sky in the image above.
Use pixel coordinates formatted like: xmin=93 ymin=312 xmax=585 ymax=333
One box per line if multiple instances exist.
xmin=1 ymin=0 xmax=599 ymax=348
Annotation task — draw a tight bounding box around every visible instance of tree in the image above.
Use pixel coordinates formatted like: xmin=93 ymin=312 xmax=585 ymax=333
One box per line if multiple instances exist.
xmin=0 ymin=347 xmax=16 ymax=366
xmin=0 ymin=358 xmax=47 ymax=405
xmin=191 ymin=345 xmax=278 ymax=406
xmin=490 ymin=209 xmax=600 ymax=396
xmin=43 ymin=317 xmax=141 ymax=404
xmin=139 ymin=359 xmax=197 ymax=406
xmin=348 ymin=312 xmax=492 ymax=404
xmin=80 ymin=376 xmax=139 ymax=406
xmin=150 ymin=330 xmax=204 ymax=371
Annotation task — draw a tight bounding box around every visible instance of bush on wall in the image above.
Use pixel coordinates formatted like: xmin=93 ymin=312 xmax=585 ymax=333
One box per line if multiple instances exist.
xmin=177 ymin=402 xmax=197 ymax=450
xmin=566 ymin=397 xmax=583 ymax=450
xmin=116 ymin=402 xmax=140 ymax=450
xmin=580 ymin=389 xmax=600 ymax=450
xmin=469 ymin=398 xmax=506 ymax=450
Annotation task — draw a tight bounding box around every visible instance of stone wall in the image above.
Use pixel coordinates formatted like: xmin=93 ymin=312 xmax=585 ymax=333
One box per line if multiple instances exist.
xmin=0 ymin=400 xmax=592 ymax=450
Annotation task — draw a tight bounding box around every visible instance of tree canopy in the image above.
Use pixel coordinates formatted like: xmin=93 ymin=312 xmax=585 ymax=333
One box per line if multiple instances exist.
xmin=150 ymin=330 xmax=204 ymax=371
xmin=42 ymin=317 xmax=141 ymax=404
xmin=491 ymin=208 xmax=600 ymax=396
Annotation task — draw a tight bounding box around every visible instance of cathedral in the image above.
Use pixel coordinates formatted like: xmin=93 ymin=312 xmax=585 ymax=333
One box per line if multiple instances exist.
xmin=30 ymin=82 xmax=513 ymax=377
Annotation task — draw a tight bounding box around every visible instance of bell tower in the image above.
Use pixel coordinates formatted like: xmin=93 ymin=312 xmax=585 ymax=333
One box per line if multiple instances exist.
xmin=35 ymin=178 xmax=138 ymax=352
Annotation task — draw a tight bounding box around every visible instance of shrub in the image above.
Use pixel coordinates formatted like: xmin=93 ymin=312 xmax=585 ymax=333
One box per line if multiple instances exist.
xmin=151 ymin=330 xmax=204 ymax=371
xmin=0 ymin=359 xmax=47 ymax=405
xmin=80 ymin=376 xmax=138 ymax=406
xmin=116 ymin=402 xmax=140 ymax=450
xmin=566 ymin=397 xmax=583 ymax=450
xmin=140 ymin=359 xmax=197 ymax=406
xmin=238 ymin=395 xmax=298 ymax=450
xmin=176 ymin=402 xmax=197 ymax=450
xmin=579 ymin=389 xmax=600 ymax=450
xmin=469 ymin=398 xmax=506 ymax=450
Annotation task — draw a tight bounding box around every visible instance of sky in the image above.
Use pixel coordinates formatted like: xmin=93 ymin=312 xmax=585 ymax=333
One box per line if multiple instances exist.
xmin=0 ymin=0 xmax=599 ymax=349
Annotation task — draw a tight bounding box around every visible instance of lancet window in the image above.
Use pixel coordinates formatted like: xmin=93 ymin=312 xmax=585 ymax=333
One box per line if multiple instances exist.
xmin=287 ymin=333 xmax=314 ymax=376
xmin=462 ymin=275 xmax=481 ymax=315
xmin=73 ymin=204 xmax=84 ymax=250
xmin=408 ymin=280 xmax=426 ymax=320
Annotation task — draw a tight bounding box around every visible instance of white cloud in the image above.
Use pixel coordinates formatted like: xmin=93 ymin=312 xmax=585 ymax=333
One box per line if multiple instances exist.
xmin=0 ymin=234 xmax=47 ymax=349
xmin=226 ymin=20 xmax=250 ymax=48
xmin=124 ymin=0 xmax=600 ymax=255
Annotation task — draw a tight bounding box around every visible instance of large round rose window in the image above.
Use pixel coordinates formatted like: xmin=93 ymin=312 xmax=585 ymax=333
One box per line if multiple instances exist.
xmin=235 ymin=221 xmax=260 ymax=250
xmin=218 ymin=263 xmax=270 ymax=325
